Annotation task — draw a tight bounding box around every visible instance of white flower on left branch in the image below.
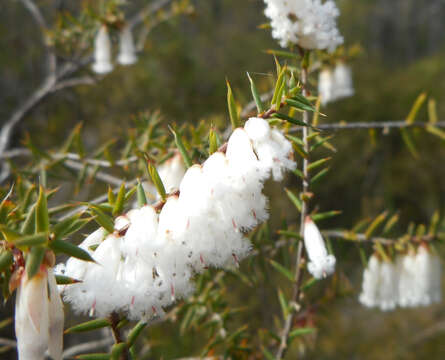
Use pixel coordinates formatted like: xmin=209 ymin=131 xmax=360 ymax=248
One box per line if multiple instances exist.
xmin=15 ymin=256 xmax=64 ymax=360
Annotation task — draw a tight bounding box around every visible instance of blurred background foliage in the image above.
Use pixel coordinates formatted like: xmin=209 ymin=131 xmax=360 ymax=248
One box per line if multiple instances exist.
xmin=1 ymin=0 xmax=445 ymax=359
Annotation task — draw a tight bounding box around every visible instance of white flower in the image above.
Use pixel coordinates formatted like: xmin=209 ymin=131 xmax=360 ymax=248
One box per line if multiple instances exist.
xmin=378 ymin=260 xmax=398 ymax=311
xmin=263 ymin=0 xmax=343 ymax=51
xmin=117 ymin=26 xmax=137 ymax=65
xmin=414 ymin=246 xmax=442 ymax=306
xmin=303 ymin=217 xmax=336 ymax=279
xmin=359 ymin=255 xmax=398 ymax=311
xmin=318 ymin=68 xmax=334 ymax=105
xmin=15 ymin=268 xmax=64 ymax=360
xmin=332 ymin=62 xmax=354 ymax=100
xmin=359 ymin=254 xmax=381 ymax=308
xmin=92 ymin=25 xmax=113 ymax=74
xmin=244 ymin=117 xmax=296 ymax=181
xmin=158 ymin=152 xmax=186 ymax=194
xmin=397 ymin=253 xmax=418 ymax=307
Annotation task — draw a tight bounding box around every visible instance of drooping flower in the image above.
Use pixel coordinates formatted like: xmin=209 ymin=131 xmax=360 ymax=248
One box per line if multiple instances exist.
xmin=359 ymin=254 xmax=381 ymax=308
xmin=413 ymin=246 xmax=442 ymax=306
xmin=332 ymin=62 xmax=354 ymax=100
xmin=263 ymin=0 xmax=343 ymax=51
xmin=15 ymin=265 xmax=64 ymax=360
xmin=117 ymin=26 xmax=137 ymax=66
xmin=92 ymin=25 xmax=113 ymax=74
xmin=378 ymin=260 xmax=398 ymax=311
xmin=318 ymin=68 xmax=334 ymax=105
xmin=360 ymin=246 xmax=442 ymax=311
xmin=303 ymin=217 xmax=336 ymax=279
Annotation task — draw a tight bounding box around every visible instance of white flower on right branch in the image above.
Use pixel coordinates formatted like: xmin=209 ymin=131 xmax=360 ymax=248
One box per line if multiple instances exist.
xmin=303 ymin=217 xmax=336 ymax=279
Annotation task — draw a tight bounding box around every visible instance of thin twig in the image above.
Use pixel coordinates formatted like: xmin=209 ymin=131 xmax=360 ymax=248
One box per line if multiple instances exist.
xmin=57 ymin=179 xmax=138 ymax=221
xmin=63 ymin=159 xmax=124 ymax=187
xmin=62 ymin=338 xmax=113 ymax=358
xmin=323 ymin=230 xmax=435 ymax=245
xmin=0 ymin=148 xmax=139 ymax=168
xmin=0 ymin=337 xmax=17 ymax=348
xmin=290 ymin=120 xmax=445 ymax=132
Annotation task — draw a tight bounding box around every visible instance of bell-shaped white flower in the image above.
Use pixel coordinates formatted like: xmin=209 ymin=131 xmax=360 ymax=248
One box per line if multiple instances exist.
xmin=333 ymin=62 xmax=354 ymax=100
xmin=92 ymin=25 xmax=113 ymax=74
xmin=414 ymin=246 xmax=442 ymax=306
xmin=397 ymin=253 xmax=418 ymax=307
xmin=158 ymin=152 xmax=186 ymax=194
xmin=303 ymin=217 xmax=336 ymax=279
xmin=117 ymin=26 xmax=137 ymax=66
xmin=359 ymin=254 xmax=381 ymax=308
xmin=378 ymin=260 xmax=398 ymax=311
xmin=15 ymin=267 xmax=64 ymax=360
xmin=318 ymin=68 xmax=334 ymax=106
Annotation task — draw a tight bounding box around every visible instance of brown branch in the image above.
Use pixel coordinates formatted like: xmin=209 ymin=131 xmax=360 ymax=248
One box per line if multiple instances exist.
xmin=108 ymin=312 xmax=128 ymax=360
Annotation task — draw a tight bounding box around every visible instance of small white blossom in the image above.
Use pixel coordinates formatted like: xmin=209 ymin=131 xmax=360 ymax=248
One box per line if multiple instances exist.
xmin=378 ymin=260 xmax=398 ymax=311
xmin=92 ymin=25 xmax=113 ymax=74
xmin=303 ymin=217 xmax=336 ymax=279
xmin=332 ymin=62 xmax=354 ymax=100
xmin=359 ymin=255 xmax=398 ymax=311
xmin=15 ymin=268 xmax=64 ymax=360
xmin=359 ymin=254 xmax=381 ymax=308
xmin=117 ymin=26 xmax=137 ymax=65
xmin=318 ymin=63 xmax=354 ymax=105
xmin=318 ymin=68 xmax=334 ymax=105
xmin=263 ymin=0 xmax=343 ymax=51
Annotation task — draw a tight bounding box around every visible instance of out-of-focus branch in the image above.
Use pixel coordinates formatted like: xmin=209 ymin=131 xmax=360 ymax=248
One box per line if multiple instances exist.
xmin=128 ymin=0 xmax=172 ymax=29
xmin=410 ymin=319 xmax=445 ymax=345
xmin=289 ymin=120 xmax=445 ymax=132
xmin=0 ymin=337 xmax=16 ymax=347
xmin=241 ymin=90 xmax=274 ymax=118
xmin=63 ymin=159 xmax=125 ymax=187
xmin=51 ymin=76 xmax=96 ymax=92
xmin=19 ymin=0 xmax=57 ymax=77
xmin=1 ymin=147 xmax=138 ymax=168
xmin=58 ymin=179 xmax=139 ymax=221
xmin=323 ymin=230 xmax=436 ymax=245
xmin=62 ymin=338 xmax=113 ymax=358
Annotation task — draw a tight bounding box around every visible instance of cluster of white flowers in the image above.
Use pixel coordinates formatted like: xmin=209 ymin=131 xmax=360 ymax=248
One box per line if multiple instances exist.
xmin=359 ymin=247 xmax=442 ymax=311
xmin=92 ymin=25 xmax=137 ymax=74
xmin=318 ymin=62 xmax=354 ymax=105
xmin=263 ymin=0 xmax=343 ymax=51
xmin=57 ymin=118 xmax=296 ymax=320
xmin=303 ymin=217 xmax=336 ymax=279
